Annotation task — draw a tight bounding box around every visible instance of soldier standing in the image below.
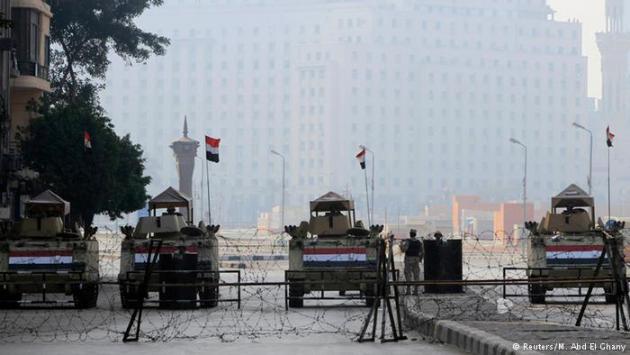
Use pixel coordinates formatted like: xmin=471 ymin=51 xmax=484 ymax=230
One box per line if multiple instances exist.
xmin=401 ymin=228 xmax=423 ymax=295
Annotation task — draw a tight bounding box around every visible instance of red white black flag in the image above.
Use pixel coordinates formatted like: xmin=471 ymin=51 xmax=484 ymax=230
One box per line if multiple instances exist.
xmin=606 ymin=126 xmax=615 ymax=148
xmin=206 ymin=136 xmax=220 ymax=162
xmin=355 ymin=148 xmax=366 ymax=170
xmin=84 ymin=131 xmax=92 ymax=150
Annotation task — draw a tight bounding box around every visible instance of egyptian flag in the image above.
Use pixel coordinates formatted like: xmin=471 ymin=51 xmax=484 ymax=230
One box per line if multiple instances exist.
xmin=355 ymin=148 xmax=366 ymax=170
xmin=606 ymin=126 xmax=615 ymax=148
xmin=205 ymin=136 xmax=220 ymax=162
xmin=83 ymin=131 xmax=92 ymax=150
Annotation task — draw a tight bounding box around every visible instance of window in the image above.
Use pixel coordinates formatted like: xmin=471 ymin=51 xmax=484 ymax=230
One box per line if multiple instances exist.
xmin=12 ymin=8 xmax=45 ymax=76
xmin=44 ymin=35 xmax=50 ymax=68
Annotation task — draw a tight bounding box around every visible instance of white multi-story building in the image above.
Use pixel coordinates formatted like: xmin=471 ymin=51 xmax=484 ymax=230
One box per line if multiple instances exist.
xmin=102 ymin=0 xmax=591 ymax=226
xmin=595 ymin=0 xmax=630 ymax=215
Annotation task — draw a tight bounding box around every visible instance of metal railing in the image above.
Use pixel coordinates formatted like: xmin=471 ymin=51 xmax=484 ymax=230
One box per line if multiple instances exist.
xmin=119 ymin=269 xmax=242 ymax=308
xmin=16 ymin=60 xmax=49 ymax=81
xmin=0 ymin=270 xmax=89 ymax=305
xmin=284 ymin=269 xmax=397 ymax=310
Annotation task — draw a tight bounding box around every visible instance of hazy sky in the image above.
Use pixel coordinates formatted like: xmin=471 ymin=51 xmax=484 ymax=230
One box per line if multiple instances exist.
xmin=548 ymin=0 xmax=605 ymax=98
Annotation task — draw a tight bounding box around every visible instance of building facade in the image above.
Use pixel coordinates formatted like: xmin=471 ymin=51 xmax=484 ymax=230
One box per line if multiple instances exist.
xmin=0 ymin=0 xmax=51 ymax=220
xmin=102 ymin=0 xmax=591 ymax=226
xmin=596 ymin=0 xmax=630 ymax=216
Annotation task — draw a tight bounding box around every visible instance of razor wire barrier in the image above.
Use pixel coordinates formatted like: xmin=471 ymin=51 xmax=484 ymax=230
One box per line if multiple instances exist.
xmin=502 ymin=267 xmax=616 ymax=299
xmin=359 ymin=235 xmax=406 ymax=343
xmin=575 ymin=229 xmax=630 ymax=331
xmin=123 ymin=238 xmax=162 ymax=342
xmin=0 ymin=228 xmax=628 ymax=344
xmin=283 ymin=270 xmax=380 ymax=310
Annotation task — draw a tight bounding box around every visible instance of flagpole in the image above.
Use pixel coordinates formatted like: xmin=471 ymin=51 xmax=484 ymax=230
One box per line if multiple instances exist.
xmin=211 ymin=159 xmax=212 ymax=226
xmin=369 ymin=150 xmax=375 ymax=224
xmin=199 ymin=157 xmax=205 ymax=224
xmin=359 ymin=145 xmax=375 ymax=224
xmin=608 ymin=146 xmax=611 ymax=222
xmin=364 ymin=167 xmax=371 ymax=227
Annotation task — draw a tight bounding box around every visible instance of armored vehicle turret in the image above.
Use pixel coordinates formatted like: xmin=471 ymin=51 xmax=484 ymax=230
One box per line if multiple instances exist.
xmin=286 ymin=192 xmax=382 ymax=307
xmin=0 ymin=190 xmax=99 ymax=308
xmin=526 ymin=184 xmax=624 ymax=304
xmin=118 ymin=187 xmax=220 ymax=309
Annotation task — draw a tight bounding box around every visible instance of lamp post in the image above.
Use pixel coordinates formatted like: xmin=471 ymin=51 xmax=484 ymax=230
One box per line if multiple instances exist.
xmin=509 ymin=138 xmax=528 ymax=238
xmin=359 ymin=145 xmax=374 ymax=223
xmin=271 ymin=149 xmax=286 ymax=231
xmin=572 ymin=122 xmax=593 ymax=195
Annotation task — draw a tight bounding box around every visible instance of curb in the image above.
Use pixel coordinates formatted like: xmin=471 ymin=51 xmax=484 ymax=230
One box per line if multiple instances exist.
xmin=403 ymin=300 xmax=542 ymax=355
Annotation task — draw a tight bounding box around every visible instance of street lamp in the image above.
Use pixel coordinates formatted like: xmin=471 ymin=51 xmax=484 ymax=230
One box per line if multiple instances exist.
xmin=509 ymin=138 xmax=528 ymax=232
xmin=359 ymin=145 xmax=375 ymax=223
xmin=572 ymin=122 xmax=593 ymax=195
xmin=270 ymin=149 xmax=286 ymax=231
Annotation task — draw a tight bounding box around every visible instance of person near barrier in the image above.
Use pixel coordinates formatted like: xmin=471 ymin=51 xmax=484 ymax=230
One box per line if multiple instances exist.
xmin=400 ymin=228 xmax=423 ymax=295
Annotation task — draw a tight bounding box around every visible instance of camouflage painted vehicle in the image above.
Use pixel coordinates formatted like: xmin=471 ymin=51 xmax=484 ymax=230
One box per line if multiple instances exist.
xmin=0 ymin=190 xmax=99 ymax=308
xmin=285 ymin=192 xmax=382 ymax=308
xmin=118 ymin=187 xmax=220 ymax=309
xmin=526 ymin=184 xmax=624 ymax=304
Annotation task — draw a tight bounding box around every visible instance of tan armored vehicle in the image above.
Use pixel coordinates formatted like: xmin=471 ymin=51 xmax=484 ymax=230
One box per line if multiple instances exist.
xmin=0 ymin=190 xmax=99 ymax=308
xmin=118 ymin=187 xmax=220 ymax=309
xmin=526 ymin=184 xmax=624 ymax=304
xmin=285 ymin=192 xmax=381 ymax=308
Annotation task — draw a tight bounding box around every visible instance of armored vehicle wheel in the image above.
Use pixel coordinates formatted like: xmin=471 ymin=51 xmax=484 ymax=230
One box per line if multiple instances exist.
xmin=364 ymin=284 xmax=377 ymax=308
xmin=288 ymin=281 xmax=304 ymax=308
xmin=603 ymin=286 xmax=617 ymax=304
xmin=0 ymin=290 xmax=21 ymax=309
xmin=528 ymin=278 xmax=546 ymax=304
xmin=119 ymin=284 xmax=142 ymax=309
xmin=73 ymin=283 xmax=99 ymax=309
xmin=199 ymin=285 xmax=219 ymax=308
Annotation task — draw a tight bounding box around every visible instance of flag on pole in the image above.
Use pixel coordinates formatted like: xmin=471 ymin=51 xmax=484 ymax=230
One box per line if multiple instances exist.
xmin=83 ymin=131 xmax=92 ymax=150
xmin=606 ymin=126 xmax=615 ymax=147
xmin=205 ymin=136 xmax=220 ymax=162
xmin=355 ymin=148 xmax=366 ymax=169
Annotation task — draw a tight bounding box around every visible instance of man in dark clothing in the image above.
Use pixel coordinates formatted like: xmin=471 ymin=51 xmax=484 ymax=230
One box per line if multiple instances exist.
xmin=401 ymin=228 xmax=423 ymax=295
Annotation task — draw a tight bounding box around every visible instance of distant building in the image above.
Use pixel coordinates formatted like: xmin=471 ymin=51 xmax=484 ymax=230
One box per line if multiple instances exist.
xmin=103 ymin=0 xmax=591 ymax=226
xmin=451 ymin=195 xmax=498 ymax=233
xmin=596 ymin=0 xmax=630 ymax=215
xmin=451 ymin=194 xmax=534 ymax=242
xmin=0 ymin=0 xmax=51 ymax=220
xmin=493 ymin=201 xmax=536 ymax=243
xmin=257 ymin=205 xmax=306 ymax=232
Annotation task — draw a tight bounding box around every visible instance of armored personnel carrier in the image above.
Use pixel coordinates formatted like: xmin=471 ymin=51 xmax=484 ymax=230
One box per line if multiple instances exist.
xmin=0 ymin=190 xmax=99 ymax=308
xmin=118 ymin=187 xmax=220 ymax=309
xmin=526 ymin=184 xmax=624 ymax=304
xmin=285 ymin=192 xmax=381 ymax=308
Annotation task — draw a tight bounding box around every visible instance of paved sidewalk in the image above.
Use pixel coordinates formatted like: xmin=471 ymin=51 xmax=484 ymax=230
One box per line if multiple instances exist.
xmin=402 ymin=292 xmax=630 ymax=355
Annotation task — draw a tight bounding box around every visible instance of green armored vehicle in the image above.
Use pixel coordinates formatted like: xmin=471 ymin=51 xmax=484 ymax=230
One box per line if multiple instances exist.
xmin=0 ymin=190 xmax=99 ymax=308
xmin=118 ymin=187 xmax=220 ymax=309
xmin=526 ymin=184 xmax=624 ymax=304
xmin=285 ymin=192 xmax=381 ymax=308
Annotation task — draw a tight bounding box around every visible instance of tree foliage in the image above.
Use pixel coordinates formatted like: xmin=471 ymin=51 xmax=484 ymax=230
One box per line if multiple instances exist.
xmin=19 ymin=87 xmax=151 ymax=227
xmin=17 ymin=1 xmax=169 ymax=226
xmin=48 ymin=0 xmax=169 ymax=96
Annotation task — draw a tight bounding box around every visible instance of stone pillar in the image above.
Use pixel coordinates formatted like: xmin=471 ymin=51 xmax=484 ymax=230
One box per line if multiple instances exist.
xmin=170 ymin=117 xmax=199 ymax=221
